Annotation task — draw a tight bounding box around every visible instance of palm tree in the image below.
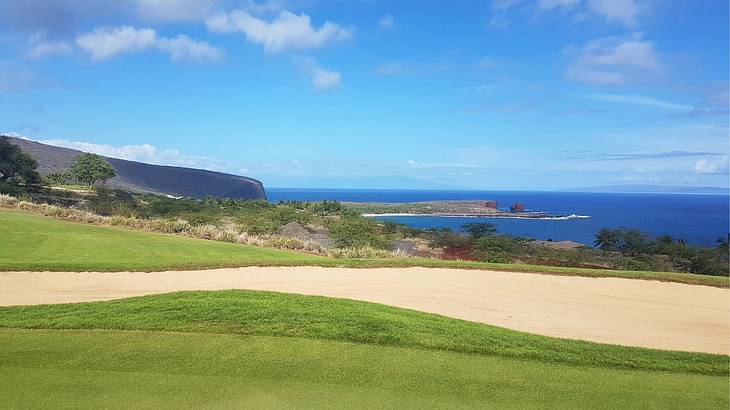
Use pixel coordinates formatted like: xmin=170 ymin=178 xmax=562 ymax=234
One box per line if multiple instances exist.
xmin=594 ymin=228 xmax=618 ymax=251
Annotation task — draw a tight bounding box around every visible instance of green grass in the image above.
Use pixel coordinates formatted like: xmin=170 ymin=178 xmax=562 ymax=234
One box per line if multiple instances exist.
xmin=0 ymin=291 xmax=727 ymax=408
xmin=1 ymin=207 xmax=727 ymax=287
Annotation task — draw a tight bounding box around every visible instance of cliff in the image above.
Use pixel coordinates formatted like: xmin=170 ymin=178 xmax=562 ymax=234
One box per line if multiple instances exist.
xmin=6 ymin=136 xmax=266 ymax=200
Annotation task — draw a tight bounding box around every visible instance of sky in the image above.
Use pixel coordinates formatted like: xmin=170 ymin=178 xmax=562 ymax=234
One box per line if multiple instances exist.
xmin=0 ymin=0 xmax=728 ymax=190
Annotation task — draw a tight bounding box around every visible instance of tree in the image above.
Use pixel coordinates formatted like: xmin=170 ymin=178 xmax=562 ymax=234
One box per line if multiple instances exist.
xmin=461 ymin=222 xmax=497 ymax=239
xmin=594 ymin=228 xmax=619 ymax=252
xmin=0 ymin=136 xmax=40 ymax=185
xmin=69 ymin=153 xmax=116 ymax=187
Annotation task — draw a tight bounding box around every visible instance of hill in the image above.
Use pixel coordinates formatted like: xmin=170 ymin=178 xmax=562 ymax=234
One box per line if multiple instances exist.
xmin=5 ymin=136 xmax=266 ymax=199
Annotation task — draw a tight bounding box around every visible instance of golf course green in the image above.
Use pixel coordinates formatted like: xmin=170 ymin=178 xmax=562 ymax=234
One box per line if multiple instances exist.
xmin=0 ymin=291 xmax=727 ymax=408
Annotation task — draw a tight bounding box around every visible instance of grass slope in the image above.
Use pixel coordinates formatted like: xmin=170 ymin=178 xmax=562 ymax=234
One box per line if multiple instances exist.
xmin=1 ymin=208 xmax=727 ymax=287
xmin=0 ymin=291 xmax=727 ymax=409
xmin=0 ymin=290 xmax=726 ymax=375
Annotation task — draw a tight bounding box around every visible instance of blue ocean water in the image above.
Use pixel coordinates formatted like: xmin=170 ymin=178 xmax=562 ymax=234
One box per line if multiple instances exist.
xmin=267 ymin=188 xmax=730 ymax=246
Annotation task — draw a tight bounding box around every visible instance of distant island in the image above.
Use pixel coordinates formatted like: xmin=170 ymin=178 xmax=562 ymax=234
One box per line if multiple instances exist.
xmin=346 ymin=200 xmax=585 ymax=220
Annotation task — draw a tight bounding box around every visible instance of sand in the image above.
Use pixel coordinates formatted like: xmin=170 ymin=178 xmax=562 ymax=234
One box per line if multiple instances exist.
xmin=0 ymin=267 xmax=727 ymax=354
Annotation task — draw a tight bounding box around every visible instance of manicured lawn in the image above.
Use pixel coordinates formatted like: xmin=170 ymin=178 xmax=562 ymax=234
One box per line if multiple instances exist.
xmin=1 ymin=208 xmax=727 ymax=287
xmin=0 ymin=291 xmax=727 ymax=408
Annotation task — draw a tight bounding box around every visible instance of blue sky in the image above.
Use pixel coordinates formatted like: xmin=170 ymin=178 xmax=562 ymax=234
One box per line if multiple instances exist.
xmin=0 ymin=0 xmax=728 ymax=190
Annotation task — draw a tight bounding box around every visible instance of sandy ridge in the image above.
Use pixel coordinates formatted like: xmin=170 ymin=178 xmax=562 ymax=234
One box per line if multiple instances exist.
xmin=1 ymin=266 xmax=728 ymax=354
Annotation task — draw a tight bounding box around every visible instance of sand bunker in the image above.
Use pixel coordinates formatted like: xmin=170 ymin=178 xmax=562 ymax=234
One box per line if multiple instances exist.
xmin=1 ymin=267 xmax=727 ymax=354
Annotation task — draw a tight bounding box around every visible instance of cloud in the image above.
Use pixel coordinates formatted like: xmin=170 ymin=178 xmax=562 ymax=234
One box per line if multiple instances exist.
xmin=206 ymin=10 xmax=350 ymax=53
xmin=488 ymin=15 xmax=510 ymax=29
xmin=677 ymin=83 xmax=730 ymax=118
xmin=76 ymin=26 xmax=157 ymax=61
xmin=583 ymin=93 xmax=692 ymax=111
xmin=0 ymin=0 xmax=129 ymax=35
xmin=564 ymin=35 xmax=660 ymax=85
xmin=32 ymin=137 xmax=247 ymax=174
xmin=26 ymin=34 xmax=72 ymax=59
xmin=491 ymin=0 xmax=525 ymax=10
xmin=294 ymin=57 xmax=341 ymax=92
xmin=156 ymin=35 xmax=225 ymax=62
xmin=135 ymin=0 xmax=223 ymax=21
xmin=406 ymin=160 xmax=488 ymax=169
xmin=693 ymin=158 xmax=729 ymax=175
xmin=567 ymin=150 xmax=723 ymax=161
xmin=538 ymin=0 xmax=579 ymax=10
xmin=76 ymin=26 xmax=223 ymax=62
xmin=586 ymin=0 xmax=640 ymax=26
xmin=378 ymin=15 xmax=395 ymax=29
xmin=494 ymin=0 xmax=642 ymax=26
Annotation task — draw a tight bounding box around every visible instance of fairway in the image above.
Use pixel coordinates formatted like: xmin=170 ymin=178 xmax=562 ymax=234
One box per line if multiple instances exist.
xmin=0 ymin=291 xmax=727 ymax=409
xmin=0 ymin=208 xmax=326 ymax=271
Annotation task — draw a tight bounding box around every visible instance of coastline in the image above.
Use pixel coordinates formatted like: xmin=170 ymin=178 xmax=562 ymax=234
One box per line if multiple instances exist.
xmin=362 ymin=212 xmax=591 ymax=220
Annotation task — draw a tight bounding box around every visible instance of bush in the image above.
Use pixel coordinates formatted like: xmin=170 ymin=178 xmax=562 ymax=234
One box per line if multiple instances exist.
xmin=461 ymin=222 xmax=497 ymax=239
xmin=472 ymin=235 xmax=527 ymax=263
xmin=425 ymin=228 xmax=470 ymax=249
xmin=0 ymin=182 xmax=25 ymax=196
xmin=327 ymin=216 xmax=391 ymax=249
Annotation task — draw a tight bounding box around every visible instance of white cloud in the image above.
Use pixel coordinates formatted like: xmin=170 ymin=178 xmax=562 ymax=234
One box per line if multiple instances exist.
xmin=311 ymin=67 xmax=340 ymax=92
xmin=294 ymin=57 xmax=340 ymax=92
xmin=496 ymin=0 xmax=642 ymax=27
xmin=27 ymin=34 xmax=72 ymax=59
xmin=206 ymin=10 xmax=350 ymax=53
xmin=693 ymin=158 xmax=729 ymax=175
xmin=583 ymin=94 xmax=692 ymax=111
xmin=76 ymin=26 xmax=157 ymax=61
xmin=586 ymin=0 xmax=640 ymax=26
xmin=37 ymin=137 xmax=247 ymax=174
xmin=378 ymin=15 xmax=395 ymax=29
xmin=156 ymin=35 xmax=224 ymax=62
xmin=76 ymin=26 xmax=224 ymax=63
xmin=564 ymin=35 xmax=660 ymax=85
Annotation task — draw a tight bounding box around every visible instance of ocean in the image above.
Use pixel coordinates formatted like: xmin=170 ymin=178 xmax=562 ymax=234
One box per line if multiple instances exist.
xmin=267 ymin=188 xmax=730 ymax=246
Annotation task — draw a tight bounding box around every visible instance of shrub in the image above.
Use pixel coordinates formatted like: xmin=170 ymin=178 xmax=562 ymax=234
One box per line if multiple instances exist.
xmin=327 ymin=246 xmax=399 ymax=259
xmin=425 ymin=228 xmax=470 ymax=249
xmin=327 ymin=216 xmax=391 ymax=249
xmin=472 ymin=235 xmax=528 ymax=263
xmin=461 ymin=222 xmax=497 ymax=239
xmin=0 ymin=193 xmax=18 ymax=206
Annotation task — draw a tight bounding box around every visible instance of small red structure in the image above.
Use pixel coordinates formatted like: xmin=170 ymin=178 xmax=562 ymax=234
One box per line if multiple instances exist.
xmin=483 ymin=200 xmax=498 ymax=209
xmin=510 ymin=203 xmax=525 ymax=213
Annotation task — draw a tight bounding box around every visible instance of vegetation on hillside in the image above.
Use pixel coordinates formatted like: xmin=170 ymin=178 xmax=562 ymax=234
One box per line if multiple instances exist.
xmin=0 ymin=136 xmax=40 ymax=185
